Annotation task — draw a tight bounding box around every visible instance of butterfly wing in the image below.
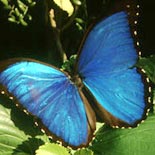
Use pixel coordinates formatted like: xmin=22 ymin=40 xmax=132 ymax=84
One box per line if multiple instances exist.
xmin=78 ymin=12 xmax=146 ymax=127
xmin=0 ymin=59 xmax=95 ymax=147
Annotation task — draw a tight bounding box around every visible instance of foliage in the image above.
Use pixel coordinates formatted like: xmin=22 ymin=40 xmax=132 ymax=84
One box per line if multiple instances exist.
xmin=0 ymin=97 xmax=49 ymax=155
xmin=137 ymin=55 xmax=155 ymax=83
xmin=36 ymin=143 xmax=70 ymax=155
xmin=0 ymin=0 xmax=155 ymax=155
xmin=0 ymin=0 xmax=36 ymax=26
xmin=61 ymin=54 xmax=77 ymax=72
xmin=74 ymin=148 xmax=94 ymax=155
xmin=90 ymin=114 xmax=155 ymax=155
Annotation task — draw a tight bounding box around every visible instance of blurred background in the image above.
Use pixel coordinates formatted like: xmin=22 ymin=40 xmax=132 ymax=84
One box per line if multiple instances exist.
xmin=140 ymin=0 xmax=155 ymax=56
xmin=0 ymin=0 xmax=154 ymax=65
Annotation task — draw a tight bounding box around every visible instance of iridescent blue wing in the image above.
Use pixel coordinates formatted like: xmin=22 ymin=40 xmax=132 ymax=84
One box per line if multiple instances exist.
xmin=78 ymin=12 xmax=146 ymax=127
xmin=0 ymin=59 xmax=95 ymax=147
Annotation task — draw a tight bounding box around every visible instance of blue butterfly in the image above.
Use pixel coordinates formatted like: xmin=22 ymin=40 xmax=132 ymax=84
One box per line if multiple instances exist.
xmin=0 ymin=11 xmax=147 ymax=148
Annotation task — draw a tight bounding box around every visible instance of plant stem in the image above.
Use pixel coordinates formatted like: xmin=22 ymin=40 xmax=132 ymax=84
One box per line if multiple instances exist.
xmin=54 ymin=29 xmax=67 ymax=62
xmin=48 ymin=4 xmax=79 ymax=63
xmin=61 ymin=5 xmax=79 ymax=32
xmin=49 ymin=9 xmax=67 ymax=63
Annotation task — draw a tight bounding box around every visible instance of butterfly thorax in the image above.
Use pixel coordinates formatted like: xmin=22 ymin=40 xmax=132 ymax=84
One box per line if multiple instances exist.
xmin=70 ymin=74 xmax=83 ymax=88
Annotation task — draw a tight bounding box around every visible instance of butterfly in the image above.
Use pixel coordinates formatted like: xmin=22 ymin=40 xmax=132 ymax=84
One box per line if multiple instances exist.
xmin=0 ymin=11 xmax=147 ymax=148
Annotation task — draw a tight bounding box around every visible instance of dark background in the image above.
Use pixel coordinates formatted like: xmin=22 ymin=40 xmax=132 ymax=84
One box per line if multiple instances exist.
xmin=0 ymin=0 xmax=154 ymax=63
xmin=140 ymin=1 xmax=155 ymax=56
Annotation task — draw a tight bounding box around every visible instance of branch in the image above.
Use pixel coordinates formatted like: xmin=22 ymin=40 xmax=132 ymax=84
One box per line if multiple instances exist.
xmin=49 ymin=9 xmax=67 ymax=62
xmin=61 ymin=5 xmax=79 ymax=32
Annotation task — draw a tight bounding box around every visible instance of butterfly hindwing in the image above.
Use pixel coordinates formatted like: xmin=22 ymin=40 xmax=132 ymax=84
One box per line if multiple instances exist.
xmin=78 ymin=12 xmax=146 ymax=126
xmin=0 ymin=60 xmax=94 ymax=147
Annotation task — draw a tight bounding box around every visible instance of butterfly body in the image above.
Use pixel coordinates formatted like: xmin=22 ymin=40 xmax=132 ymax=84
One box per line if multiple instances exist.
xmin=0 ymin=12 xmax=147 ymax=148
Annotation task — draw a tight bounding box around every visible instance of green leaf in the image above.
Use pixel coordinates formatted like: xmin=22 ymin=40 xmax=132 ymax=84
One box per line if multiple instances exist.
xmin=53 ymin=0 xmax=74 ymax=16
xmin=0 ymin=0 xmax=11 ymax=9
xmin=61 ymin=54 xmax=77 ymax=72
xmin=0 ymin=97 xmax=49 ymax=155
xmin=36 ymin=143 xmax=70 ymax=155
xmin=8 ymin=16 xmax=18 ymax=23
xmin=17 ymin=0 xmax=28 ymax=13
xmin=137 ymin=55 xmax=155 ymax=83
xmin=71 ymin=0 xmax=81 ymax=6
xmin=96 ymin=122 xmax=104 ymax=132
xmin=153 ymin=89 xmax=155 ymax=113
xmin=90 ymin=114 xmax=155 ymax=155
xmin=74 ymin=148 xmax=94 ymax=155
xmin=0 ymin=0 xmax=8 ymax=6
